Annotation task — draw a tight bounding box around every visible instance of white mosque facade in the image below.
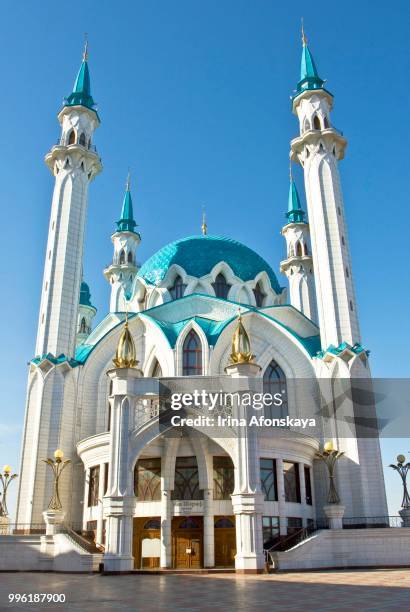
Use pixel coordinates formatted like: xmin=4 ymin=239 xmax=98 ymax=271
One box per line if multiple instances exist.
xmin=14 ymin=39 xmax=393 ymax=573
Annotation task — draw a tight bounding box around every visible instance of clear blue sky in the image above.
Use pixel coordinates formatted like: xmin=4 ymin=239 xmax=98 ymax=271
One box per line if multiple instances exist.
xmin=0 ymin=1 xmax=408 ymax=517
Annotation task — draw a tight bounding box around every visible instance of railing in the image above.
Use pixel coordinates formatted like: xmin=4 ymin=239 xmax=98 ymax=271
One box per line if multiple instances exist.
xmin=54 ymin=139 xmax=98 ymax=153
xmin=342 ymin=516 xmax=402 ymax=529
xmin=61 ymin=524 xmax=102 ymax=554
xmin=0 ymin=523 xmax=46 ymax=535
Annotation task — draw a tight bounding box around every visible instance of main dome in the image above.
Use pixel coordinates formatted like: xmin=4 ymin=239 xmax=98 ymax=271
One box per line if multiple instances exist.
xmin=137 ymin=235 xmax=282 ymax=293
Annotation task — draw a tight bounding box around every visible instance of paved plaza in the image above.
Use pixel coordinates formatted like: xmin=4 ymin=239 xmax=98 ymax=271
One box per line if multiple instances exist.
xmin=0 ymin=570 xmax=409 ymax=611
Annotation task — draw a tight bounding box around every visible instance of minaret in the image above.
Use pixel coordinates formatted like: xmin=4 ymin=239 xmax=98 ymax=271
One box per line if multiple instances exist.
xmin=280 ymin=169 xmax=317 ymax=323
xmin=76 ymin=280 xmax=97 ymax=345
xmin=104 ymin=174 xmax=141 ymax=312
xmin=290 ymin=29 xmax=360 ymax=348
xmin=35 ymin=43 xmax=102 ymax=358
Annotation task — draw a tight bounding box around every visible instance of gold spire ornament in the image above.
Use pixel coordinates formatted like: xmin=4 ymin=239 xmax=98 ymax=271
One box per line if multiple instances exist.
xmin=201 ymin=207 xmax=207 ymax=235
xmin=126 ymin=169 xmax=131 ymax=192
xmin=113 ymin=311 xmax=139 ymax=368
xmin=228 ymin=311 xmax=255 ymax=364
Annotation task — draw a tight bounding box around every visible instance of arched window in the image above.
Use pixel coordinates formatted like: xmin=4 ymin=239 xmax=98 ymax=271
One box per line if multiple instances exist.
xmin=303 ymin=118 xmax=310 ymax=132
xmin=68 ymin=130 xmax=75 ymax=145
xmin=253 ymin=281 xmax=266 ymax=307
xmin=214 ymin=517 xmax=235 ymax=528
xmin=119 ymin=250 xmax=125 ymax=264
xmin=212 ymin=273 xmax=231 ymax=299
xmin=295 ymin=242 xmax=303 ymax=257
xmin=324 ymin=116 xmax=330 ymax=129
xmin=303 ymin=243 xmax=309 ymax=256
xmin=79 ymin=132 xmax=86 ymax=146
xmin=313 ymin=115 xmax=321 ymax=130
xmin=169 ymin=275 xmax=186 ymax=300
xmin=213 ymin=456 xmax=234 ymax=500
xmin=182 ymin=330 xmax=202 ymax=375
xmin=172 ymin=457 xmax=203 ymax=500
xmin=143 ymin=519 xmax=161 ymax=530
xmin=79 ymin=317 xmax=87 ymax=334
xmin=151 ymin=359 xmax=162 ymax=378
xmin=134 ymin=458 xmax=161 ymax=500
xmin=127 ymin=251 xmax=133 ymax=264
xmin=263 ymin=360 xmax=287 ymax=419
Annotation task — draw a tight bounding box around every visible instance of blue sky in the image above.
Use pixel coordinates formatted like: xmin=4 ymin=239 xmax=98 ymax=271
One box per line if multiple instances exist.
xmin=0 ymin=1 xmax=409 ymax=517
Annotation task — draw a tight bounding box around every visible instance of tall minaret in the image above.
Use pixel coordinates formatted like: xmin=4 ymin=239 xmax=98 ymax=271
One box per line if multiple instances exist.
xmin=290 ymin=29 xmax=360 ymax=348
xmin=104 ymin=175 xmax=141 ymax=312
xmin=35 ymin=43 xmax=102 ymax=358
xmin=280 ymin=168 xmax=317 ymax=323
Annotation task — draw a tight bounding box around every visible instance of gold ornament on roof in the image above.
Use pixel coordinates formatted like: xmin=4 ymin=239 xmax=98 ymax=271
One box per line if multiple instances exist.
xmin=301 ymin=17 xmax=307 ymax=47
xmin=201 ymin=206 xmax=208 ymax=236
xmin=113 ymin=311 xmax=139 ymax=368
xmin=229 ymin=311 xmax=255 ymax=364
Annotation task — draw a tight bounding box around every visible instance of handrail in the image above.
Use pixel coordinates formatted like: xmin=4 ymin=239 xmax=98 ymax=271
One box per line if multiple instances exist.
xmin=61 ymin=524 xmax=101 ymax=554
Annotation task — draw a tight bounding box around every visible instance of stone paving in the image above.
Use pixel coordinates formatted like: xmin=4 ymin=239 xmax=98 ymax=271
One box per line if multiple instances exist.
xmin=0 ymin=570 xmax=409 ymax=611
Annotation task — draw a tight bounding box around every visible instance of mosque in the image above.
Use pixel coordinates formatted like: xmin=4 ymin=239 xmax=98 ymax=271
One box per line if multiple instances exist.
xmin=15 ymin=34 xmax=391 ymax=573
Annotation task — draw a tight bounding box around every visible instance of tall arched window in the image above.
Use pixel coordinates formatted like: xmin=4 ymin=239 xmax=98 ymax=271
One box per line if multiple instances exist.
xmin=79 ymin=132 xmax=86 ymax=146
xmin=182 ymin=330 xmax=202 ymax=375
xmin=79 ymin=317 xmax=87 ymax=334
xmin=313 ymin=115 xmax=321 ymax=130
xmin=172 ymin=456 xmax=203 ymax=500
xmin=119 ymin=250 xmax=125 ymax=264
xmin=323 ymin=116 xmax=330 ymax=129
xmin=253 ymin=281 xmax=266 ymax=307
xmin=304 ymin=243 xmax=309 ymax=256
xmin=295 ymin=242 xmax=303 ymax=257
xmin=263 ymin=360 xmax=287 ymax=419
xmin=169 ymin=275 xmax=186 ymax=300
xmin=68 ymin=130 xmax=76 ymax=145
xmin=212 ymin=273 xmax=231 ymax=299
xmin=127 ymin=251 xmax=133 ymax=264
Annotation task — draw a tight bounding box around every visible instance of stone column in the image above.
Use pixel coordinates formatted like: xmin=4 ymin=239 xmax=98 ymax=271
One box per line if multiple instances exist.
xmin=276 ymin=458 xmax=287 ymax=536
xmin=160 ymin=489 xmax=172 ymax=568
xmin=203 ymin=488 xmax=214 ymax=568
xmin=103 ymin=367 xmax=141 ymax=572
xmin=226 ymin=361 xmax=265 ymax=573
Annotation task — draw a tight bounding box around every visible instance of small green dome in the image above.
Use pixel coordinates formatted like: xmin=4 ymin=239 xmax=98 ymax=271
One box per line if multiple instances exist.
xmin=137 ymin=235 xmax=282 ymax=293
xmin=79 ymin=281 xmax=95 ymax=309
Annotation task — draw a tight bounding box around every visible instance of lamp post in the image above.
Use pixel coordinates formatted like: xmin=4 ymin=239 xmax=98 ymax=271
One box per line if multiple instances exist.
xmin=389 ymin=454 xmax=410 ymax=527
xmin=0 ymin=465 xmax=18 ymax=518
xmin=43 ymin=449 xmax=71 ymax=511
xmin=316 ymin=441 xmax=345 ymax=528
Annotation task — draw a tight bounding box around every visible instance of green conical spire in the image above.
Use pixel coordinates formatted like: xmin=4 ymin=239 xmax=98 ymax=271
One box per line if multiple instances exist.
xmin=286 ymin=174 xmax=305 ymax=223
xmin=116 ymin=173 xmax=138 ymax=233
xmin=64 ymin=41 xmax=95 ymax=111
xmin=294 ymin=26 xmax=326 ymax=97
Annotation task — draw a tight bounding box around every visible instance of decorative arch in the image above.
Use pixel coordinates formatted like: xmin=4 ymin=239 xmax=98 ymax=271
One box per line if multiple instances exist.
xmin=68 ymin=130 xmax=76 ymax=145
xmin=119 ymin=250 xmax=126 ymax=265
xmin=79 ymin=132 xmax=86 ymax=146
xmin=182 ymin=330 xmax=202 ymax=376
xmin=212 ymin=272 xmax=231 ymax=299
xmin=175 ymin=320 xmax=209 ymax=376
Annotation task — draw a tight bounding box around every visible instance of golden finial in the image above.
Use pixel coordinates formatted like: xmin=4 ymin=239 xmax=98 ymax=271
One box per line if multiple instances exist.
xmin=229 ymin=310 xmax=255 ymax=364
xmin=113 ymin=308 xmax=139 ymax=368
xmin=126 ymin=169 xmax=131 ymax=192
xmin=301 ymin=18 xmax=307 ymax=47
xmin=201 ymin=206 xmax=207 ymax=235
xmin=83 ymin=33 xmax=89 ymax=61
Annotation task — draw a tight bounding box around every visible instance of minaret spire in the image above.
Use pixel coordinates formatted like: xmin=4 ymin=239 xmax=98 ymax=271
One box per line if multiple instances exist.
xmin=104 ymin=176 xmax=142 ymax=312
xmin=65 ymin=39 xmax=95 ymax=112
xmin=294 ymin=22 xmax=327 ymax=99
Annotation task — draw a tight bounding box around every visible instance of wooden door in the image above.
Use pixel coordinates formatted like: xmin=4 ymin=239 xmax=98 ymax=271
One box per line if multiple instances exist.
xmin=172 ymin=517 xmax=203 ymax=568
xmin=214 ymin=516 xmax=236 ymax=567
xmin=133 ymin=517 xmax=161 ymax=569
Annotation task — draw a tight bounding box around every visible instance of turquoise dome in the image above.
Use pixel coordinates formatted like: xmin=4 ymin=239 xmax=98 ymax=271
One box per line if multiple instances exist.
xmin=79 ymin=281 xmax=95 ymax=308
xmin=137 ymin=235 xmax=282 ymax=293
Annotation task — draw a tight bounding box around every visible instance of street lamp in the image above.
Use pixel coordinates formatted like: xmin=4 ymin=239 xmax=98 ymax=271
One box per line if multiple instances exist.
xmin=389 ymin=454 xmax=410 ymax=509
xmin=43 ymin=450 xmax=71 ymax=511
xmin=316 ymin=441 xmax=344 ymax=504
xmin=0 ymin=465 xmax=18 ymax=517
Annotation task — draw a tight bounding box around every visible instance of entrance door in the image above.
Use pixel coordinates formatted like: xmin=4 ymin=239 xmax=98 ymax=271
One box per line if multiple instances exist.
xmin=133 ymin=517 xmax=161 ymax=569
xmin=214 ymin=516 xmax=236 ymax=567
xmin=172 ymin=517 xmax=203 ymax=569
